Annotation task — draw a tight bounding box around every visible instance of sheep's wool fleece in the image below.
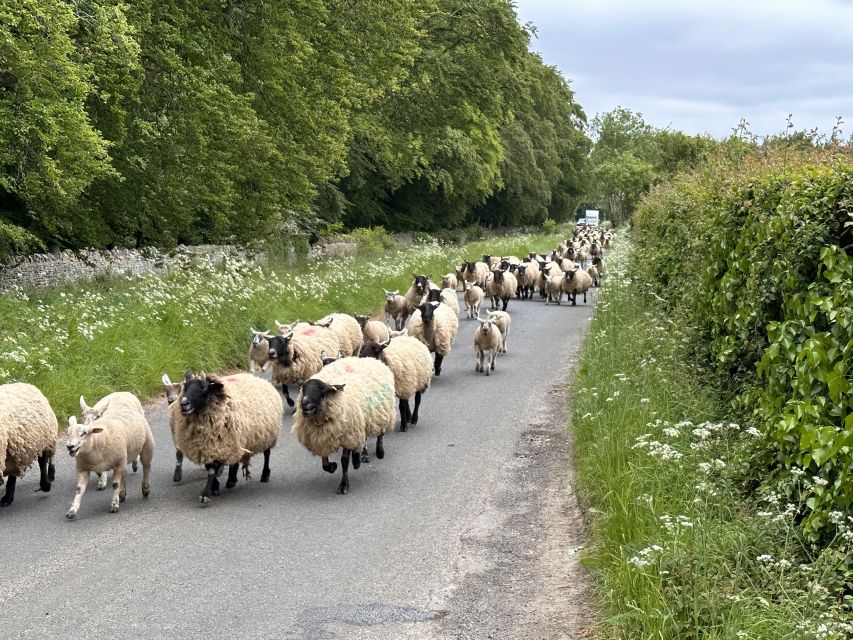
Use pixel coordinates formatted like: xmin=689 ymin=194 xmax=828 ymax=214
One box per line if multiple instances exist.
xmin=487 ymin=272 xmax=517 ymax=300
xmin=563 ymin=269 xmax=593 ymax=294
xmin=362 ymin=320 xmax=391 ymax=344
xmin=0 ymin=383 xmax=58 ymax=477
xmin=272 ymin=326 xmax=340 ymax=385
xmin=292 ymin=357 xmax=395 ymax=458
xmin=440 ymin=288 xmax=460 ymax=316
xmin=319 ymin=313 xmax=363 ymax=356
xmin=409 ymin=304 xmax=457 ymax=357
xmin=172 ymin=374 xmax=283 ymax=465
xmin=381 ymin=336 xmax=433 ymax=400
xmin=75 ymin=393 xmax=153 ymax=474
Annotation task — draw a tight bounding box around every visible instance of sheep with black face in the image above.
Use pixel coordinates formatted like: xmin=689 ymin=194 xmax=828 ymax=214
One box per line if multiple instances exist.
xmin=268 ymin=323 xmax=340 ymax=408
xmin=486 ymin=268 xmax=517 ymax=312
xmin=404 ymin=274 xmax=438 ymax=313
xmin=408 ymin=299 xmax=458 ymax=376
xmin=169 ymin=371 xmax=282 ymax=504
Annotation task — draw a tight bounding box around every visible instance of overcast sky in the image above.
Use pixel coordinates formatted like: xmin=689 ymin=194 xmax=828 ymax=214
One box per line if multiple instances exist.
xmin=514 ymin=0 xmax=853 ymax=138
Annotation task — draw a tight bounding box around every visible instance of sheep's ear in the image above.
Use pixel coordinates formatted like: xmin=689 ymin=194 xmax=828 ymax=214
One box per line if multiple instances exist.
xmin=330 ymin=384 xmax=346 ymax=392
xmin=379 ymin=339 xmax=391 ymax=348
xmin=79 ymin=395 xmax=90 ymax=413
xmin=68 ymin=416 xmax=77 ymax=427
xmin=337 ymin=350 xmax=344 ymax=358
xmin=274 ymin=320 xmax=284 ymax=329
xmin=185 ymin=370 xmax=194 ymax=383
xmin=89 ymin=426 xmax=104 ymax=434
xmin=283 ymin=331 xmax=294 ymax=340
xmin=250 ymin=327 xmax=258 ymax=334
xmin=262 ymin=331 xmax=272 ymax=338
xmin=161 ymin=373 xmax=172 ymax=386
xmin=208 ymin=381 xmax=225 ymax=396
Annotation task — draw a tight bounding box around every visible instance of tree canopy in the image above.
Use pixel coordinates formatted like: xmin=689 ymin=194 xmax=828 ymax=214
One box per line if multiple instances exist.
xmin=0 ymin=0 xmax=590 ymax=256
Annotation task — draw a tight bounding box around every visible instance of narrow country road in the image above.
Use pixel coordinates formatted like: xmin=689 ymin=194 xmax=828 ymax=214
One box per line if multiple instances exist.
xmin=3 ymin=289 xmax=594 ymax=640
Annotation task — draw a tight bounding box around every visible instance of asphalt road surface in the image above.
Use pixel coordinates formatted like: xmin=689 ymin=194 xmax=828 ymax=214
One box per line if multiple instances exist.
xmin=3 ymin=289 xmax=595 ymax=640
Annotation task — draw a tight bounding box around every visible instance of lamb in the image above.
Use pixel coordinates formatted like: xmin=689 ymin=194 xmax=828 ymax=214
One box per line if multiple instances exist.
xmin=463 ymin=282 xmax=485 ymax=319
xmin=161 ymin=374 xmax=187 ymax=482
xmin=486 ymin=269 xmax=517 ymax=311
xmin=65 ymin=392 xmax=154 ymax=519
xmin=315 ymin=313 xmax=363 ymax=357
xmin=292 ymin=356 xmax=395 ymax=494
xmin=268 ymin=323 xmax=340 ymax=408
xmin=473 ymin=317 xmax=502 ymax=376
xmin=591 ymin=255 xmax=604 ymax=281
xmin=545 ymin=272 xmax=565 ymax=305
xmin=169 ymin=371 xmax=283 ymax=503
xmin=587 ymin=263 xmax=600 ymax=288
xmin=405 ymin=275 xmax=438 ymax=313
xmin=442 ymin=273 xmax=459 ymax=292
xmin=486 ymin=310 xmax=512 ymax=353
xmin=408 ymin=300 xmax=458 ymax=376
xmin=383 ymin=289 xmax=409 ymax=331
xmin=562 ymin=267 xmax=594 ymax=305
xmin=463 ymin=261 xmax=490 ymax=288
xmin=357 ymin=315 xmax=391 ymax=344
xmin=249 ymin=328 xmax=273 ymax=373
xmin=360 ymin=336 xmax=432 ymax=432
xmin=0 ymin=383 xmax=57 ymax=508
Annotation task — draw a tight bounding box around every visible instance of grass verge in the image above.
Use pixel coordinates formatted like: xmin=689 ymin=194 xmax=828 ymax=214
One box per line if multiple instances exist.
xmin=571 ymin=237 xmax=852 ymax=639
xmin=1 ymin=229 xmax=565 ymax=421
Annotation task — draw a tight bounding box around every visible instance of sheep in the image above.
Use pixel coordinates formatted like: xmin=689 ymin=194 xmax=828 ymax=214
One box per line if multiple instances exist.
xmin=405 ymin=274 xmax=438 ymax=313
xmin=170 ymin=371 xmax=283 ymax=503
xmin=591 ymin=255 xmax=604 ymax=281
xmin=408 ymin=300 xmax=458 ymax=376
xmin=473 ymin=317 xmax=502 ymax=375
xmin=515 ymin=260 xmax=539 ymax=299
xmin=314 ymin=313 xmax=363 ymax=357
xmin=292 ymin=356 xmax=395 ymax=494
xmin=463 ymin=261 xmax=490 ymax=288
xmin=562 ymin=267 xmax=594 ymax=305
xmin=486 ymin=269 xmax=517 ymax=311
xmin=161 ymin=374 xmax=187 ymax=482
xmin=486 ymin=310 xmax=512 ymax=353
xmin=65 ymin=392 xmax=154 ymax=519
xmin=360 ymin=336 xmax=432 ymax=432
xmin=482 ymin=255 xmax=501 ymax=269
xmin=463 ymin=282 xmax=485 ymax=319
xmin=545 ymin=272 xmax=565 ymax=305
xmin=357 ymin=315 xmax=391 ymax=344
xmin=249 ymin=328 xmax=272 ymax=373
xmin=0 ymin=383 xmax=57 ymax=508
xmin=383 ymin=289 xmax=409 ymax=331
xmin=442 ymin=273 xmax=459 ymax=292
xmin=268 ymin=323 xmax=340 ymax=408
xmin=587 ymin=263 xmax=600 ymax=288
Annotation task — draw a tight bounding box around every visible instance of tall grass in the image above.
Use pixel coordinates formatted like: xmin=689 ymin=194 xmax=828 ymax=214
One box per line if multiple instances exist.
xmin=0 ymin=230 xmax=564 ymax=421
xmin=572 ymin=238 xmax=852 ymax=639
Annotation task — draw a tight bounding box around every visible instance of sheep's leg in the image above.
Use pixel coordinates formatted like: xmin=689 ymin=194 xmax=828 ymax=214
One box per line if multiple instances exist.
xmin=502 ymin=297 xmax=509 ymax=312
xmin=116 ymin=465 xmax=127 ymax=503
xmin=476 ymin=347 xmax=483 ymax=373
xmin=337 ymin=449 xmax=351 ymax=495
xmin=281 ymin=383 xmax=295 ymax=408
xmin=37 ymin=453 xmax=52 ymax=492
xmin=376 ymin=433 xmax=385 ymax=460
xmin=489 ymin=348 xmax=497 ymax=373
xmin=260 ymin=448 xmax=271 ymax=483
xmin=411 ymin=391 xmax=422 ymax=425
xmin=249 ymin=360 xmax=257 ymax=374
xmin=361 ymin=445 xmax=370 ymax=464
xmin=132 ymin=456 xmax=139 ymax=473
xmin=434 ymin=353 xmax=444 ymax=376
xmin=572 ymin=292 xmax=577 ymax=306
xmin=47 ymin=453 xmax=56 ymax=482
xmin=173 ymin=449 xmax=184 ymax=483
xmin=200 ymin=462 xmax=223 ymax=504
xmin=0 ymin=475 xmax=16 ymax=507
xmin=140 ymin=438 xmax=153 ymax=499
xmin=399 ymin=398 xmax=410 ymax=432
xmin=110 ymin=466 xmax=125 ymax=513
xmin=97 ymin=471 xmax=108 ymax=491
xmin=321 ymin=456 xmax=338 ymax=474
xmin=65 ymin=470 xmax=90 ymax=519
xmin=583 ymin=290 xmax=587 ymax=303
xmin=226 ymin=463 xmax=240 ymax=489
xmin=350 ymin=448 xmax=361 ymax=470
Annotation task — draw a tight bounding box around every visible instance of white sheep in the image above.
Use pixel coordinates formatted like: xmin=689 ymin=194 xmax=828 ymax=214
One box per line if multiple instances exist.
xmin=486 ymin=309 xmax=512 ymax=353
xmin=170 ymin=371 xmax=283 ymax=504
xmin=544 ymin=272 xmax=565 ymax=305
xmin=514 ymin=260 xmax=539 ymax=299
xmin=562 ymin=267 xmax=594 ymax=305
xmin=315 ymin=313 xmax=363 ymax=357
xmin=486 ymin=269 xmax=518 ymax=311
xmin=441 ymin=273 xmax=459 ymax=292
xmin=249 ymin=328 xmax=272 ymax=373
xmin=292 ymin=356 xmax=395 ymax=494
xmin=0 ymin=382 xmax=57 ymax=508
xmin=409 ymin=300 xmax=458 ymax=376
xmin=357 ymin=315 xmax=392 ymax=344
xmin=473 ymin=317 xmax=501 ymax=376
xmin=360 ymin=335 xmax=432 ymax=432
xmin=383 ymin=289 xmax=409 ymax=331
xmin=587 ymin=264 xmax=600 ymax=288
xmin=65 ymin=392 xmax=154 ymax=519
xmin=463 ymin=282 xmax=485 ymax=319
xmin=268 ymin=323 xmax=340 ymax=408
xmin=161 ymin=374 xmax=187 ymax=482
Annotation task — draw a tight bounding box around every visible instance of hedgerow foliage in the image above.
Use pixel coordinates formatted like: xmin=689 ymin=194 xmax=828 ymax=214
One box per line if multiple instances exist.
xmin=633 ymin=142 xmax=853 ymax=543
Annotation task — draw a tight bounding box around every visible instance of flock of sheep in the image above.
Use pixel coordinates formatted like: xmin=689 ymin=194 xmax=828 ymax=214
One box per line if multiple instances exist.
xmin=0 ymin=227 xmax=613 ymax=515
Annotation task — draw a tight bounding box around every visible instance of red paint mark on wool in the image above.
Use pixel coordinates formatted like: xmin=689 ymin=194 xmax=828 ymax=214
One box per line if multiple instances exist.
xmin=224 ymin=376 xmax=240 ymax=382
xmin=303 ymin=328 xmax=317 ymax=336
xmin=345 ymin=365 xmax=356 ymax=373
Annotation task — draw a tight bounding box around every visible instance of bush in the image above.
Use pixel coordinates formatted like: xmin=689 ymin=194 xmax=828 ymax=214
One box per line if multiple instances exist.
xmin=348 ymin=226 xmax=396 ymax=254
xmin=633 ymin=146 xmax=853 ymax=544
xmin=541 ymin=218 xmax=557 ymax=234
xmin=0 ymin=221 xmax=45 ymax=261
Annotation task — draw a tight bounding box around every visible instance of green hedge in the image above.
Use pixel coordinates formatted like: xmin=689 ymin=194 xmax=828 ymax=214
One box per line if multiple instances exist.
xmin=633 ymin=150 xmax=852 ymax=542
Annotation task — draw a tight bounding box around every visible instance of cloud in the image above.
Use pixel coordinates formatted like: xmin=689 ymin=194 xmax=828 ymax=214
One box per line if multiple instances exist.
xmin=515 ymin=0 xmax=853 ymax=137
